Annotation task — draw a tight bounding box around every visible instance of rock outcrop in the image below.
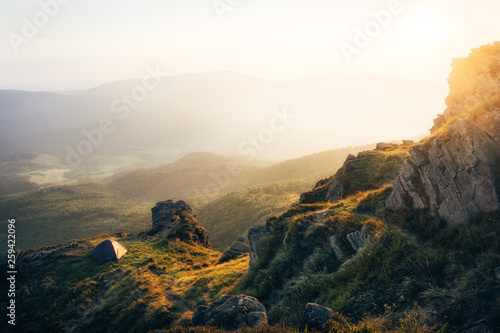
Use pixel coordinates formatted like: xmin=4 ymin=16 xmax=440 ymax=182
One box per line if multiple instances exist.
xmin=299 ymin=303 xmax=333 ymax=332
xmin=388 ymin=43 xmax=500 ymax=226
xmin=346 ymin=227 xmax=369 ymax=252
xmin=387 ymin=114 xmax=500 ymax=225
xmin=375 ymin=142 xmax=398 ymax=151
xmin=313 ymin=178 xmax=329 ymax=190
xmin=152 ymin=200 xmax=192 ymax=229
xmin=248 ymin=225 xmax=271 ymax=263
xmin=219 ymin=237 xmax=250 ymax=263
xmin=151 ymin=200 xmax=210 ymax=247
xmin=329 ymin=235 xmax=344 ymax=260
xmin=17 ymin=240 xmax=92 ymax=269
xmin=192 ymin=295 xmax=268 ymax=330
xmin=325 ymin=153 xmax=357 ymax=202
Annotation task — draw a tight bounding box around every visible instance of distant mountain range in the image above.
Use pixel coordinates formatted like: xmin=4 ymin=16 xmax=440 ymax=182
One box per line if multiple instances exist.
xmin=0 ymin=71 xmax=447 ymax=167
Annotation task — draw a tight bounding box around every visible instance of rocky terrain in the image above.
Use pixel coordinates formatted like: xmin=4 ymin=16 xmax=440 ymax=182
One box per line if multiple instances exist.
xmin=388 ymin=43 xmax=500 ymax=225
xmin=235 ymin=42 xmax=500 ymax=333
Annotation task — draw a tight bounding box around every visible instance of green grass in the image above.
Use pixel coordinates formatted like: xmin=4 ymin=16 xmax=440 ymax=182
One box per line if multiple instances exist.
xmin=5 ymin=234 xmax=249 ymax=333
xmin=338 ymin=153 xmax=404 ymax=199
xmin=356 ymin=186 xmax=393 ymax=217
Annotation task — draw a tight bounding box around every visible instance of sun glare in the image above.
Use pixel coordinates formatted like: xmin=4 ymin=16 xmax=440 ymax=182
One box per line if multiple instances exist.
xmin=406 ymin=11 xmax=447 ymax=43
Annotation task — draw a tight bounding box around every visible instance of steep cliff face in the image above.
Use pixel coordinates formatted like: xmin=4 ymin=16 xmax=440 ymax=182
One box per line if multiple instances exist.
xmin=431 ymin=42 xmax=500 ymax=133
xmin=388 ymin=43 xmax=500 ymax=225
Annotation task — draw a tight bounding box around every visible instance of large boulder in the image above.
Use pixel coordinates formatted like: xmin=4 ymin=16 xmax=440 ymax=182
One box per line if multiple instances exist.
xmin=375 ymin=142 xmax=398 ymax=151
xmin=192 ymin=295 xmax=268 ymax=330
xmin=299 ymin=303 xmax=333 ymax=332
xmin=151 ymin=200 xmax=192 ymax=229
xmin=151 ymin=199 xmax=210 ymax=247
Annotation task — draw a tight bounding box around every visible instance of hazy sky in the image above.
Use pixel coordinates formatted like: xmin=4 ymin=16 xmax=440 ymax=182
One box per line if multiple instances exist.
xmin=1 ymin=0 xmax=499 ymax=88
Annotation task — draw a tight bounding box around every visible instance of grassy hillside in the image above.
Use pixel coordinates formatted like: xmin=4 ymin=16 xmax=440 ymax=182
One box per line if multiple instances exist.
xmin=3 ymin=147 xmax=499 ymax=332
xmin=235 ymin=148 xmax=500 ymax=332
xmin=0 ymin=147 xmax=372 ymax=251
xmin=0 ymin=184 xmax=153 ymax=250
xmin=248 ymin=145 xmax=374 ymax=184
xmin=0 ymin=180 xmax=306 ymax=252
xmin=4 ymin=233 xmax=249 ymax=333
xmin=195 ymin=181 xmax=310 ymax=250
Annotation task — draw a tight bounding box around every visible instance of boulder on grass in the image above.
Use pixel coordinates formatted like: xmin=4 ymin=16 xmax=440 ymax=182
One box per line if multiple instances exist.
xmin=192 ymin=295 xmax=267 ymax=330
xmin=299 ymin=303 xmax=333 ymax=332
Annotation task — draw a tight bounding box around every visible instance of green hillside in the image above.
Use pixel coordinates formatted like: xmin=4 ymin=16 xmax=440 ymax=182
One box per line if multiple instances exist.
xmin=236 ymin=145 xmax=500 ymax=332
xmin=0 ymin=184 xmax=153 ymax=250
xmin=0 ymin=181 xmax=308 ymax=252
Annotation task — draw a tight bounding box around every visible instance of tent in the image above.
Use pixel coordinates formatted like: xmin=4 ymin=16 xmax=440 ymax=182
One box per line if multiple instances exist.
xmin=91 ymin=239 xmax=127 ymax=263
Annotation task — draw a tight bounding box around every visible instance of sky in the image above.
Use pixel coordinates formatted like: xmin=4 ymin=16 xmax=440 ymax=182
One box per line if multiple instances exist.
xmin=1 ymin=0 xmax=499 ymax=89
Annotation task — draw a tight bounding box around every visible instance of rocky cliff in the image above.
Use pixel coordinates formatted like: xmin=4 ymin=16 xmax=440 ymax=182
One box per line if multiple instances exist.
xmin=388 ymin=42 xmax=500 ymax=225
xmin=431 ymin=43 xmax=500 ymax=133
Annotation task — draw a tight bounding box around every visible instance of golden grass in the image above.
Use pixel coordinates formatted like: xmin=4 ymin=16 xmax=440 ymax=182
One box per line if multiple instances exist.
xmin=327 ymin=184 xmax=392 ymax=217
